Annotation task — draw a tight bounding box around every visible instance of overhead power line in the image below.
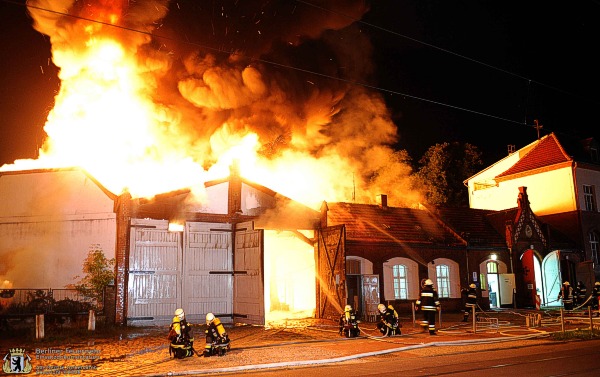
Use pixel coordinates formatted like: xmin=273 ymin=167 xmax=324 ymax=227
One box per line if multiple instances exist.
xmin=5 ymin=0 xmax=597 ymax=135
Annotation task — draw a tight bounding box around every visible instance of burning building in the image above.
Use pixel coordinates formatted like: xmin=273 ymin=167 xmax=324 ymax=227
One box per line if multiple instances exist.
xmin=0 ymin=1 xmax=425 ymax=326
xmin=0 ymin=163 xmax=333 ymax=326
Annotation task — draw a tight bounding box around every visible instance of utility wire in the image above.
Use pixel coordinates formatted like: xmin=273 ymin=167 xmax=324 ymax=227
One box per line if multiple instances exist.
xmin=5 ymin=0 xmax=595 ymax=133
xmin=297 ymin=0 xmax=600 ymax=107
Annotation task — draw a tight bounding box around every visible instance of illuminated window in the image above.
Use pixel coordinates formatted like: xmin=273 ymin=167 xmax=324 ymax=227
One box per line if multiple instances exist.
xmin=583 ymin=185 xmax=597 ymax=212
xmin=590 ymin=232 xmax=599 ymax=265
xmin=384 ymin=257 xmax=419 ymax=300
xmin=436 ymin=264 xmax=450 ymax=298
xmin=392 ymin=265 xmax=407 ymax=299
xmin=487 ymin=261 xmax=498 ymax=273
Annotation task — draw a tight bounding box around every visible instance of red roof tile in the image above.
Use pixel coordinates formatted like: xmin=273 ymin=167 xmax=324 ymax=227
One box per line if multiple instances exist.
xmin=427 ymin=206 xmax=507 ymax=248
xmin=496 ymin=133 xmax=572 ymax=178
xmin=327 ymin=202 xmax=463 ymax=246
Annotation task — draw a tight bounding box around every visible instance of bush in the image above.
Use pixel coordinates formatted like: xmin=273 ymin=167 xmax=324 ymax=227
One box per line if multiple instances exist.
xmin=69 ymin=245 xmax=115 ymax=310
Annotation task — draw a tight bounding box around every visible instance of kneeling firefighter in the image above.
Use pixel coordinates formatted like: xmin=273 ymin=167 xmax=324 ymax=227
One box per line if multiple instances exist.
xmin=204 ymin=313 xmax=231 ymax=357
xmin=168 ymin=308 xmax=198 ymax=358
xmin=377 ymin=303 xmax=401 ymax=336
xmin=339 ymin=304 xmax=360 ymax=337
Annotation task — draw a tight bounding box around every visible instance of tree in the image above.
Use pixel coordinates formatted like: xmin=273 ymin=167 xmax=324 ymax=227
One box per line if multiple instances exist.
xmin=415 ymin=142 xmax=483 ymax=206
xmin=70 ymin=245 xmax=115 ymax=310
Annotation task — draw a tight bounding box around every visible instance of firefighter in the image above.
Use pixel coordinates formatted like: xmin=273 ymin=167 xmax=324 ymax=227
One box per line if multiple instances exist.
xmin=204 ymin=312 xmax=231 ymax=357
xmin=592 ymin=282 xmax=600 ymax=314
xmin=558 ymin=281 xmax=574 ymax=310
xmin=168 ymin=308 xmax=196 ymax=359
xmin=376 ymin=303 xmax=401 ymax=336
xmin=415 ymin=279 xmax=440 ymax=335
xmin=574 ymin=281 xmax=587 ymax=307
xmin=339 ymin=304 xmax=360 ymax=337
xmin=461 ymin=283 xmax=478 ymax=322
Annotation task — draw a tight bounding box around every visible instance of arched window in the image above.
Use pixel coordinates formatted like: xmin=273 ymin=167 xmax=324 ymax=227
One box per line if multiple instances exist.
xmin=428 ymin=258 xmax=460 ymax=298
xmin=392 ymin=265 xmax=407 ymax=299
xmin=590 ymin=231 xmax=599 ymax=265
xmin=383 ymin=257 xmax=419 ymax=300
xmin=436 ymin=264 xmax=450 ymax=298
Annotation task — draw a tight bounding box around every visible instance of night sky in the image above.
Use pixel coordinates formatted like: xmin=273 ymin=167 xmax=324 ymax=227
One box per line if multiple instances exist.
xmin=1 ymin=0 xmax=599 ymax=168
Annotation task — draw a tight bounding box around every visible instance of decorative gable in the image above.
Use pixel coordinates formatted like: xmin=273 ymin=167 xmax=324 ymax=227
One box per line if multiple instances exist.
xmin=513 ymin=186 xmax=547 ymax=247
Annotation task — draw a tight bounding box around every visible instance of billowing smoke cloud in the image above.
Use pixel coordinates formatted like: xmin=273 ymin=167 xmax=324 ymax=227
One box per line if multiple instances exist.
xmin=20 ymin=0 xmax=422 ymax=207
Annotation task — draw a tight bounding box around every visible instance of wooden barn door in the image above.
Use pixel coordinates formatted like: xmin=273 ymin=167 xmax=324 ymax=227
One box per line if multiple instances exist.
xmin=127 ymin=219 xmax=180 ymax=326
xmin=233 ymin=221 xmax=264 ymax=325
xmin=314 ymin=225 xmax=346 ymax=320
xmin=128 ymin=219 xmax=265 ymax=326
xmin=184 ymin=222 xmax=233 ymax=324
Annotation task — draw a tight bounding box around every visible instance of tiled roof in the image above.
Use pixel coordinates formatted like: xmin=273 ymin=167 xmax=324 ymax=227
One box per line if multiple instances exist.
xmin=496 ymin=133 xmax=571 ymax=178
xmin=326 ymin=202 xmax=464 ymax=246
xmin=427 ymin=206 xmax=507 ymax=248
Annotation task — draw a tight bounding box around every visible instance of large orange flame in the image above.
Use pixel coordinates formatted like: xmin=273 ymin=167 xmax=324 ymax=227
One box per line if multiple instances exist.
xmin=0 ymin=0 xmax=425 ymax=322
xmin=1 ymin=0 xmax=422 ymax=209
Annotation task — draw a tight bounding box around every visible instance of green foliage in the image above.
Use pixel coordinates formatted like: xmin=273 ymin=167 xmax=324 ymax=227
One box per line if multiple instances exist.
xmin=70 ymin=245 xmax=115 ymax=310
xmin=415 ymin=142 xmax=483 ymax=206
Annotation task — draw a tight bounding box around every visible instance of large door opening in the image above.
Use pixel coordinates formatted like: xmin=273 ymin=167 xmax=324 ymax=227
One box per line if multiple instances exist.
xmin=127 ymin=219 xmax=265 ymax=326
xmin=518 ymin=249 xmax=539 ymax=308
xmin=541 ymin=251 xmax=561 ymax=307
xmin=482 ymin=258 xmax=513 ymax=308
xmin=263 ymin=229 xmax=316 ymax=323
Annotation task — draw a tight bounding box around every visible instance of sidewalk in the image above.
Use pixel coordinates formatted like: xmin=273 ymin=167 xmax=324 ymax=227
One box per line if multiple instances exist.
xmin=1 ymin=309 xmax=596 ymax=376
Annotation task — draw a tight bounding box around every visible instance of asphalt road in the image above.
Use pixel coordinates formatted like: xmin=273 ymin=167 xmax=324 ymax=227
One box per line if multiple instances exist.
xmin=212 ymin=339 xmax=600 ymax=376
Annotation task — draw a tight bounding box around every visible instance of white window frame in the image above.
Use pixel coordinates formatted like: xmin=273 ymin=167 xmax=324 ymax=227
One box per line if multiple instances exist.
xmin=590 ymin=231 xmax=599 ymax=265
xmin=436 ymin=264 xmax=451 ymax=298
xmin=383 ymin=257 xmax=419 ymax=300
xmin=583 ymin=184 xmax=596 ymax=212
xmin=392 ymin=264 xmax=408 ymax=299
xmin=428 ymin=258 xmax=461 ymax=298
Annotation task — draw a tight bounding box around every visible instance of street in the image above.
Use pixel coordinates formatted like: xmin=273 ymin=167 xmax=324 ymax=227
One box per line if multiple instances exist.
xmin=213 ymin=339 xmax=600 ymax=376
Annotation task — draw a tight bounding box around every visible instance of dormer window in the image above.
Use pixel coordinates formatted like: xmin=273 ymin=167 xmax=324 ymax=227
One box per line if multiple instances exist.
xmin=590 ymin=146 xmax=599 ymax=163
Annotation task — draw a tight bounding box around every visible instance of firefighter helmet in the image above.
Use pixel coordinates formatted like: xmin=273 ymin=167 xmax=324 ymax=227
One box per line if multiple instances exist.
xmin=206 ymin=312 xmax=215 ymax=325
xmin=378 ymin=303 xmax=386 ymax=313
xmin=174 ymin=308 xmax=185 ymax=319
xmin=344 ymin=305 xmax=352 ymax=312
xmin=564 ymin=281 xmax=570 ymax=286
xmin=469 ymin=283 xmax=476 ymax=289
xmin=596 ymin=281 xmax=600 ymax=286
xmin=425 ymin=279 xmax=434 ymax=286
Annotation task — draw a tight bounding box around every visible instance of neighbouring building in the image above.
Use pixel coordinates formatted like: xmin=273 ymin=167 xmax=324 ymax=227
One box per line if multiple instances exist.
xmin=322 ymin=195 xmax=510 ymax=317
xmin=465 ymin=132 xmax=600 ymax=300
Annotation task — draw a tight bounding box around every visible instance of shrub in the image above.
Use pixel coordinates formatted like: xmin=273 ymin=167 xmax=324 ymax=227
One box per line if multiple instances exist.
xmin=69 ymin=245 xmax=115 ymax=310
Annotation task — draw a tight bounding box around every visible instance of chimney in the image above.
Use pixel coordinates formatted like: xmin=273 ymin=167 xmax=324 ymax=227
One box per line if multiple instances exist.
xmin=376 ymin=194 xmax=388 ymax=209
xmin=228 ymin=159 xmax=243 ymax=215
